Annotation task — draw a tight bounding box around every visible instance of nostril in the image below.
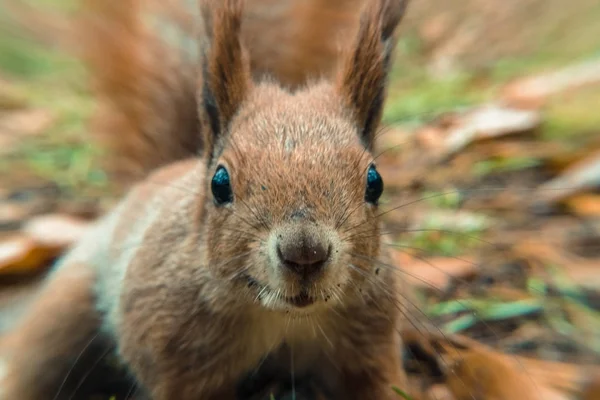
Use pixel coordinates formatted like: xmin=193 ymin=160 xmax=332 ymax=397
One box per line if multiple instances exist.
xmin=277 ymin=241 xmax=331 ymax=277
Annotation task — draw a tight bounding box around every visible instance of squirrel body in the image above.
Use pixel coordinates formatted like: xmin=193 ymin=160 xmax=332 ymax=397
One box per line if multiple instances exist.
xmin=1 ymin=0 xmax=414 ymax=399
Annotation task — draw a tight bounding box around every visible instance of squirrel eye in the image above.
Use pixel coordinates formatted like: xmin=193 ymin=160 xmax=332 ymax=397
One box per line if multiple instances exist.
xmin=364 ymin=164 xmax=384 ymax=204
xmin=211 ymin=165 xmax=233 ymax=205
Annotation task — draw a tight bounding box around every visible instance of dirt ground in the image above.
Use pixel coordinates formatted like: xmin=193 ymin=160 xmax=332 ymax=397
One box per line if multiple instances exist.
xmin=1 ymin=0 xmax=600 ymax=399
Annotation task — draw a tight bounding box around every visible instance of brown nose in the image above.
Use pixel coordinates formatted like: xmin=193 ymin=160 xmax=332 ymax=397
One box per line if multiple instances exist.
xmin=277 ymin=237 xmax=330 ymax=278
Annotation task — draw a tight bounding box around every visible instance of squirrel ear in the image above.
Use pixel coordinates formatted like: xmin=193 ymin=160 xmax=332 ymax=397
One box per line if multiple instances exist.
xmin=198 ymin=0 xmax=251 ymax=160
xmin=335 ymin=0 xmax=409 ymax=151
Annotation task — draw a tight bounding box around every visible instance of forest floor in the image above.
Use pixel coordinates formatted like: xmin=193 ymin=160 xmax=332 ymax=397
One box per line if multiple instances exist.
xmin=1 ymin=1 xmax=600 ymax=399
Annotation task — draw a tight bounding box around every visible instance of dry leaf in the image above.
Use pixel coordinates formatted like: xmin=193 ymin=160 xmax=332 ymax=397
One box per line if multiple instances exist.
xmin=534 ymin=149 xmax=600 ymax=206
xmin=564 ymin=194 xmax=600 ymax=217
xmin=502 ymin=58 xmax=600 ymax=108
xmin=410 ymin=209 xmax=491 ymax=233
xmin=392 ymin=251 xmax=477 ymax=291
xmin=22 ymin=213 xmax=90 ymax=249
xmin=0 ymin=78 xmax=28 ymax=111
xmin=565 ymin=262 xmax=600 ymax=291
xmin=512 ymin=239 xmax=600 ymax=290
xmin=474 ymin=140 xmax=563 ymax=162
xmin=483 ymin=286 xmax=535 ymax=302
xmin=0 ymin=109 xmax=55 ymax=136
xmin=416 ymin=126 xmax=446 ymax=152
xmin=0 ymin=109 xmax=56 ymax=154
xmin=0 ymin=214 xmax=90 ymax=276
xmin=443 ymin=105 xmax=541 ymax=156
xmin=425 ymin=385 xmax=455 ymax=400
xmin=545 ymin=137 xmax=600 ymax=173
xmin=427 ymin=22 xmax=479 ymax=78
xmin=0 ymin=235 xmax=57 ymax=274
xmin=0 ymin=202 xmax=29 ymax=230
xmin=419 ymin=14 xmax=452 ymax=46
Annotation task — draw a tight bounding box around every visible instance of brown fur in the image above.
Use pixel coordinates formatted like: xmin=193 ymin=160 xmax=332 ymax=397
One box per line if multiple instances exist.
xmin=77 ymin=0 xmax=202 ymax=183
xmin=0 ymin=0 xmax=414 ymax=399
xmin=336 ymin=0 xmax=408 ymax=150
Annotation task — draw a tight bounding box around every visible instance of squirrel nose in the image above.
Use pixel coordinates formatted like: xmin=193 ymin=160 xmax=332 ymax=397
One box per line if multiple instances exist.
xmin=277 ymin=238 xmax=330 ymax=278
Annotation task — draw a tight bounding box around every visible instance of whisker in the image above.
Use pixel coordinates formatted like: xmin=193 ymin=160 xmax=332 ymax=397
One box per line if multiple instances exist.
xmin=347 ymin=262 xmax=479 ymax=400
xmin=236 ymin=197 xmax=271 ymax=231
xmin=349 ymin=252 xmax=543 ymax=394
xmin=123 ymin=378 xmax=139 ymax=400
xmin=52 ymin=333 xmax=100 ymax=400
xmin=334 ymin=124 xmax=399 ymax=230
xmin=290 ymin=336 xmax=296 ymax=400
xmin=66 ymin=345 xmax=113 ymax=400
xmin=316 ymin=320 xmax=333 ymax=349
xmin=218 ymin=227 xmax=265 ymax=242
xmin=341 ymin=185 xmax=585 ymax=235
xmin=142 ymin=178 xmax=201 ymax=196
xmin=344 ymin=228 xmax=499 ymax=251
xmin=227 ymin=208 xmax=265 ymax=232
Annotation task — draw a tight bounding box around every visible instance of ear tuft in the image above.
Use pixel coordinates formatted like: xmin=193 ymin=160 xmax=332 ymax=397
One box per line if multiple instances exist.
xmin=199 ymin=0 xmax=251 ymax=160
xmin=336 ymin=0 xmax=409 ymax=150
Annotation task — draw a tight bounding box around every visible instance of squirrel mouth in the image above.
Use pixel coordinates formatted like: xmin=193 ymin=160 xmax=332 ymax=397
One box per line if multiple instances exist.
xmin=244 ymin=276 xmax=315 ymax=308
xmin=286 ymin=291 xmax=315 ymax=308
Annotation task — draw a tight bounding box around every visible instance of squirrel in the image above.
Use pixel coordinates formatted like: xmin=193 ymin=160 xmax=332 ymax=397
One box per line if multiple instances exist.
xmin=0 ymin=0 xmax=419 ymax=399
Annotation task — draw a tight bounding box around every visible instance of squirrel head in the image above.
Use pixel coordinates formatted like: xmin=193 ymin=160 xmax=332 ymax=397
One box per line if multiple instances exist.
xmin=198 ymin=0 xmax=408 ymax=313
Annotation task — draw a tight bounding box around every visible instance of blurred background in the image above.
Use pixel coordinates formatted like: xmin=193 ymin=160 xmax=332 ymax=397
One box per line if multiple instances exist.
xmin=0 ymin=0 xmax=599 ymax=399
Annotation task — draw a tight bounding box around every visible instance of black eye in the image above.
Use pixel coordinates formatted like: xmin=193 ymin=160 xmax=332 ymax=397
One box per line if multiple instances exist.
xmin=365 ymin=164 xmax=383 ymax=204
xmin=211 ymin=165 xmax=233 ymax=205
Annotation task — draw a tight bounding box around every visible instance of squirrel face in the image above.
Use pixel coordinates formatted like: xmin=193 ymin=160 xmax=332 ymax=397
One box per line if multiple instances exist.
xmin=198 ymin=0 xmax=407 ymax=314
xmin=204 ymin=84 xmax=385 ymax=312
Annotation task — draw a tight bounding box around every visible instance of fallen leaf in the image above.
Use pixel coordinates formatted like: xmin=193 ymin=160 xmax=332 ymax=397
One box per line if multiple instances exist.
xmin=564 ymin=262 xmax=600 ymax=291
xmin=0 ymin=109 xmax=56 ymax=154
xmin=427 ymin=23 xmax=479 ymax=78
xmin=410 ymin=209 xmax=491 ymax=233
xmin=416 ymin=126 xmax=446 ymax=152
xmin=0 ymin=108 xmax=55 ymax=137
xmin=474 ymin=140 xmax=563 ymax=162
xmin=483 ymin=286 xmax=537 ymax=302
xmin=498 ymin=322 xmax=550 ymax=352
xmin=443 ymin=105 xmax=541 ymax=156
xmin=425 ymin=385 xmax=455 ymax=400
xmin=419 ymin=14 xmax=452 ymax=47
xmin=0 ymin=78 xmax=28 ymax=111
xmin=544 ymin=136 xmax=600 ymax=173
xmin=0 ymin=202 xmax=29 ymax=231
xmin=391 ymin=251 xmax=478 ymax=291
xmin=533 ymin=149 xmax=600 ymax=206
xmin=512 ymin=239 xmax=600 ymax=290
xmin=22 ymin=213 xmax=90 ymax=250
xmin=564 ymin=194 xmax=600 ymax=217
xmin=502 ymin=58 xmax=600 ymax=108
xmin=1 ymin=183 xmax=61 ymax=217
xmin=0 ymin=235 xmax=58 ymax=274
